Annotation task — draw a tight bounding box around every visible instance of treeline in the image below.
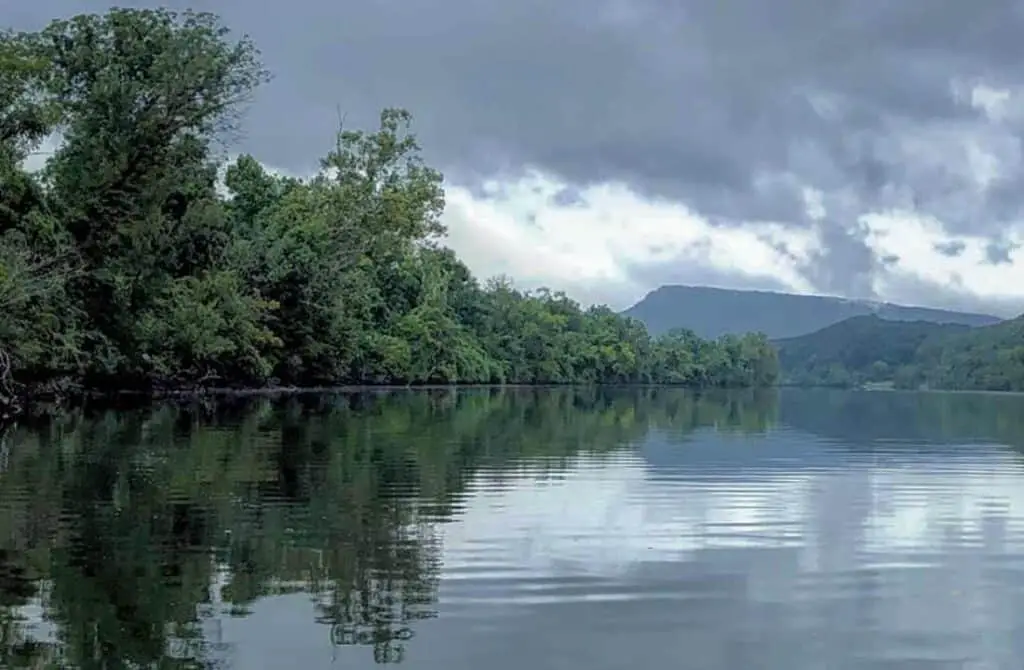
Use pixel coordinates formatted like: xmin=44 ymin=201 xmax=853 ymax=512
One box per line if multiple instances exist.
xmin=775 ymin=313 xmax=1024 ymax=392
xmin=904 ymin=316 xmax=1024 ymax=391
xmin=775 ymin=315 xmax=968 ymax=388
xmin=0 ymin=387 xmax=777 ymax=666
xmin=0 ymin=8 xmax=778 ymax=417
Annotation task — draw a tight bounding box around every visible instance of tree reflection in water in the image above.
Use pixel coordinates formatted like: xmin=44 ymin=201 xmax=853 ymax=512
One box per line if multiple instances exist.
xmin=0 ymin=387 xmax=778 ymax=666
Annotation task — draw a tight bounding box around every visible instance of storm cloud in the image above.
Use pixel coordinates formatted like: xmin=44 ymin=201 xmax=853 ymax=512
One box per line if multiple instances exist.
xmin=9 ymin=0 xmax=1024 ymax=309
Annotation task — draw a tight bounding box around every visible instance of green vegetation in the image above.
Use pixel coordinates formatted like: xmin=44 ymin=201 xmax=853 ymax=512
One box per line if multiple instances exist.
xmin=0 ymin=8 xmax=778 ymax=419
xmin=906 ymin=316 xmax=1024 ymax=391
xmin=775 ymin=315 xmax=970 ymax=388
xmin=0 ymin=387 xmax=777 ymax=666
xmin=775 ymin=314 xmax=1024 ymax=392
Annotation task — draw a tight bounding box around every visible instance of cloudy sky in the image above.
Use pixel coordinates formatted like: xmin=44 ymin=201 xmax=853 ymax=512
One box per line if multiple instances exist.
xmin=10 ymin=0 xmax=1024 ymax=314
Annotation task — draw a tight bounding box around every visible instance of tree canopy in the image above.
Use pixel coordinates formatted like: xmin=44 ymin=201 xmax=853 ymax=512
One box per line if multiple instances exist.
xmin=0 ymin=8 xmax=778 ymax=417
xmin=774 ymin=314 xmax=1024 ymax=392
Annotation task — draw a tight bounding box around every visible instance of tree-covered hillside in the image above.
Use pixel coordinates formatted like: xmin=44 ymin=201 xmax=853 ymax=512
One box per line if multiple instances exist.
xmin=0 ymin=8 xmax=778 ymax=418
xmin=775 ymin=316 xmax=970 ymax=387
xmin=905 ymin=316 xmax=1024 ymax=391
xmin=775 ymin=314 xmax=1024 ymax=391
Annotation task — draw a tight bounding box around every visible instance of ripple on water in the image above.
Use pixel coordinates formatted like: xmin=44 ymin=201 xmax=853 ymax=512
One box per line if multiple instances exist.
xmin=10 ymin=390 xmax=1024 ymax=669
xmin=425 ymin=430 xmax=1024 ymax=668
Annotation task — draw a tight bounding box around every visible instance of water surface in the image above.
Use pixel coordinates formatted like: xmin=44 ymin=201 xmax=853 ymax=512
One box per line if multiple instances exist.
xmin=3 ymin=388 xmax=1024 ymax=668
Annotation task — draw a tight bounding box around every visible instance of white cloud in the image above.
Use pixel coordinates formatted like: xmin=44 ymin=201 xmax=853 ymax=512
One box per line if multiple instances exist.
xmin=441 ymin=170 xmax=821 ymax=309
xmin=863 ymin=211 xmax=1024 ymax=302
xmin=953 ymin=81 xmax=1016 ymax=123
xmin=440 ymin=169 xmax=1024 ymax=314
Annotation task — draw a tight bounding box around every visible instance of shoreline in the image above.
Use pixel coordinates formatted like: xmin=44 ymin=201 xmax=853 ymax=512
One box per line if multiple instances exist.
xmin=6 ymin=380 xmax=1024 ymax=428
xmin=9 ymin=378 xmax=1023 ymax=417
xmin=2 ymin=378 xmax=780 ymax=423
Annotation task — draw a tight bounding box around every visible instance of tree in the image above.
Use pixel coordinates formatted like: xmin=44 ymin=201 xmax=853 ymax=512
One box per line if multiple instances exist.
xmin=35 ymin=8 xmax=269 ymax=382
xmin=1 ymin=7 xmax=779 ymax=417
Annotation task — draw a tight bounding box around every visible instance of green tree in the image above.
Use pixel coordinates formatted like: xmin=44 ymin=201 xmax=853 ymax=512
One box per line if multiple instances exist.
xmin=1 ymin=7 xmax=779 ymax=421
xmin=36 ymin=8 xmax=269 ymax=382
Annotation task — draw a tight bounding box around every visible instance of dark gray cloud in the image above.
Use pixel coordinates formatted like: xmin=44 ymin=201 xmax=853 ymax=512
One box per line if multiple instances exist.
xmin=797 ymin=220 xmax=880 ymax=298
xmin=985 ymin=237 xmax=1020 ymax=264
xmin=548 ymin=186 xmax=586 ymax=209
xmin=934 ymin=240 xmax=967 ymax=257
xmin=10 ymin=0 xmax=1024 ymax=304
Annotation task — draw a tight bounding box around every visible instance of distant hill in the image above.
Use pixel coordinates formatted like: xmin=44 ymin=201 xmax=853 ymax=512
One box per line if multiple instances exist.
xmin=908 ymin=315 xmax=1024 ymax=391
xmin=622 ymin=285 xmax=1002 ymax=339
xmin=771 ymin=311 xmax=1024 ymax=391
xmin=773 ymin=315 xmax=971 ymax=387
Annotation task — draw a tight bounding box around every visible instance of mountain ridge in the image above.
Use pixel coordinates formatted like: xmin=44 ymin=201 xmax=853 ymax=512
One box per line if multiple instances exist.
xmin=621 ymin=285 xmax=1002 ymax=339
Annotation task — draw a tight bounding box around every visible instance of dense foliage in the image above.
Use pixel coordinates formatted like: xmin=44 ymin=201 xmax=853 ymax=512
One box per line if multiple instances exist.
xmin=775 ymin=316 xmax=970 ymax=388
xmin=0 ymin=8 xmax=778 ymax=417
xmin=906 ymin=316 xmax=1024 ymax=391
xmin=775 ymin=314 xmax=1024 ymax=391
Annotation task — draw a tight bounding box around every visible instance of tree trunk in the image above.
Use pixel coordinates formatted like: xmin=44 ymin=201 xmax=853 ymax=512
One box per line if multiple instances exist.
xmin=0 ymin=348 xmax=22 ymax=422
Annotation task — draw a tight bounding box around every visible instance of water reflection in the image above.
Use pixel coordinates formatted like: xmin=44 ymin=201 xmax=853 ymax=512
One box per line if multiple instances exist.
xmin=0 ymin=388 xmax=774 ymax=667
xmin=3 ymin=388 xmax=1024 ymax=667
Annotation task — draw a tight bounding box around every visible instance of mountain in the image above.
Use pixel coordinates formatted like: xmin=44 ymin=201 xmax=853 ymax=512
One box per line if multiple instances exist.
xmin=771 ymin=312 xmax=1024 ymax=391
xmin=621 ymin=285 xmax=1002 ymax=339
xmin=773 ymin=315 xmax=970 ymax=387
xmin=907 ymin=315 xmax=1024 ymax=391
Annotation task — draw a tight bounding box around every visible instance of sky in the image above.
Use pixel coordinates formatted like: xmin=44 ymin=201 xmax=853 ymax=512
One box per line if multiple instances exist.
xmin=10 ymin=0 xmax=1024 ymax=315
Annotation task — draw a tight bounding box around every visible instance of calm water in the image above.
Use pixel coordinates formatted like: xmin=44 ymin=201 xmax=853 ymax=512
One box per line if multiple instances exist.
xmin=4 ymin=388 xmax=1024 ymax=668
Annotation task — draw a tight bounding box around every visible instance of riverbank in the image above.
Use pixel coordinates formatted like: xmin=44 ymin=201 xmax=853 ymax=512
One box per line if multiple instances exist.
xmin=3 ymin=376 xmax=784 ymax=425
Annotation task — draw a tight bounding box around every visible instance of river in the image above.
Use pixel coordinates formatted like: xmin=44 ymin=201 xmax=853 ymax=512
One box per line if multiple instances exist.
xmin=1 ymin=387 xmax=1024 ymax=668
